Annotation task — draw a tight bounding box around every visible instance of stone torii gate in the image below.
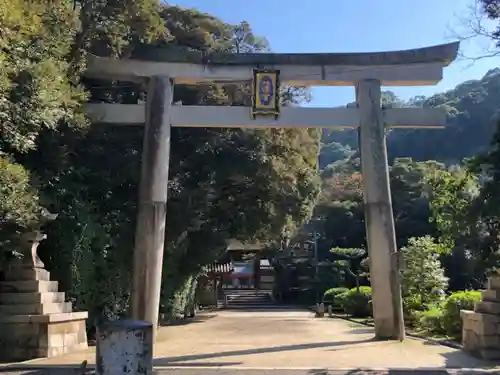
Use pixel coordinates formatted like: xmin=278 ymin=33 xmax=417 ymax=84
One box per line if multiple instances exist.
xmin=84 ymin=41 xmax=459 ymax=341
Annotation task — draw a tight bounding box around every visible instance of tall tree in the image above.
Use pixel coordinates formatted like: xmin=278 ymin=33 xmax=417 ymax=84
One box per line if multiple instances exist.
xmin=5 ymin=4 xmax=321 ymax=324
xmin=400 ymin=236 xmax=448 ymax=313
xmin=465 ymin=120 xmax=500 ymax=282
xmin=0 ymin=0 xmax=85 ymax=155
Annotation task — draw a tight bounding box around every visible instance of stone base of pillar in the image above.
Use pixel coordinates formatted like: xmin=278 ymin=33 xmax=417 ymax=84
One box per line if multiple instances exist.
xmin=0 ymin=264 xmax=88 ymax=361
xmin=461 ymin=275 xmax=500 ymax=360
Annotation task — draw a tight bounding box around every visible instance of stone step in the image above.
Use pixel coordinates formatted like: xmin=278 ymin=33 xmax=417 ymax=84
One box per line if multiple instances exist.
xmin=469 ymin=332 xmax=500 ymax=349
xmin=0 ymin=302 xmax=72 ymax=315
xmin=480 ymin=348 xmax=500 ymax=360
xmin=227 ymin=299 xmax=275 ymax=305
xmin=487 ymin=276 xmax=500 ymax=290
xmin=461 ymin=309 xmax=500 ymax=324
xmin=228 ymin=301 xmax=272 ymax=304
xmin=224 ymin=293 xmax=272 ymax=296
xmin=0 ymin=311 xmax=88 ymax=324
xmin=225 ymin=293 xmax=270 ymax=298
xmin=474 ymin=301 xmax=500 ymax=315
xmin=0 ymin=292 xmax=65 ymax=305
xmin=0 ymin=280 xmax=59 ymax=293
xmin=0 ymin=317 xmax=88 ymax=362
xmin=463 ymin=311 xmax=500 ymax=334
xmin=225 ymin=290 xmax=271 ymax=293
xmin=226 ymin=296 xmax=271 ymax=300
xmin=482 ymin=289 xmax=500 ymax=302
xmin=3 ymin=268 xmax=51 ymax=281
xmin=225 ymin=304 xmax=284 ymax=310
xmin=227 ymin=294 xmax=272 ymax=299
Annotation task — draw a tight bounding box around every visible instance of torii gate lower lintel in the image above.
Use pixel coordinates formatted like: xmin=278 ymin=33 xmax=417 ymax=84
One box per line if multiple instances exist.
xmin=83 ymin=41 xmax=460 ymax=341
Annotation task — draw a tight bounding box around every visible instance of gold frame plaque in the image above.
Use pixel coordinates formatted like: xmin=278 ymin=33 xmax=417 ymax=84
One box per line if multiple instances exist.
xmin=251 ymin=69 xmax=280 ymax=120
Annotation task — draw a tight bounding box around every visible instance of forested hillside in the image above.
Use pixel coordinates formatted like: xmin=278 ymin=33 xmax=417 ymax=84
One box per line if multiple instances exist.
xmin=320 ymin=68 xmax=500 ymax=169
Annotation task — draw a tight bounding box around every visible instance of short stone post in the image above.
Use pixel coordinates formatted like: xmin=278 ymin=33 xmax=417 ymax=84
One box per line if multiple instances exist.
xmin=328 ymin=305 xmax=333 ymax=318
xmin=96 ymin=320 xmax=153 ymax=375
xmin=315 ymin=303 xmax=325 ymax=318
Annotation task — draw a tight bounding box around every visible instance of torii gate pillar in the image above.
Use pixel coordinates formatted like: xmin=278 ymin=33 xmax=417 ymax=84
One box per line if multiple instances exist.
xmin=131 ymin=76 xmax=172 ymax=338
xmin=357 ymin=79 xmax=404 ymax=340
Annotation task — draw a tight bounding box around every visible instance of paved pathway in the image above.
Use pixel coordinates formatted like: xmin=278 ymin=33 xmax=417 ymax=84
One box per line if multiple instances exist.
xmin=2 ymin=308 xmax=500 ymax=374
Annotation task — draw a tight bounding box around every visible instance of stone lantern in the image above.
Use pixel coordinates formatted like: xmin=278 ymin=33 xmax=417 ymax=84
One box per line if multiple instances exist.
xmin=0 ymin=210 xmax=89 ymax=361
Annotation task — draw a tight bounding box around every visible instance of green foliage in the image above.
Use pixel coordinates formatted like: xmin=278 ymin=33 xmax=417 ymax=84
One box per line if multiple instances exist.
xmin=321 ymin=69 xmax=500 ymax=166
xmin=391 ymin=159 xmax=442 ymax=245
xmin=412 ymin=291 xmax=481 ymax=338
xmin=0 ymin=156 xmax=44 ymax=269
xmin=324 ymin=287 xmax=349 ymax=299
xmin=389 ymin=70 xmax=500 ymax=162
xmin=330 ymin=247 xmax=367 ymax=289
xmin=161 ymin=275 xmax=198 ymax=319
xmin=400 ymin=236 xmax=449 ymax=313
xmin=425 ymin=167 xmax=478 ymax=251
xmin=0 ymin=157 xmax=41 ymax=230
xmin=0 ymin=0 xmax=87 ymax=154
xmin=415 ymin=307 xmax=446 ymax=335
xmin=340 ymin=286 xmax=372 ymax=318
xmin=76 ymin=0 xmax=165 ymax=59
xmin=315 ymin=158 xmax=443 ymax=255
xmin=0 ymin=0 xmax=160 ymax=324
xmin=319 ymin=142 xmax=355 ymax=170
xmin=442 ymin=290 xmax=481 ymax=339
xmin=323 ymin=287 xmax=349 ymax=311
xmin=0 ymin=0 xmax=322 ymax=328
xmin=464 ymin=120 xmax=500 ymax=279
xmin=7 ymin=4 xmax=319 ymax=324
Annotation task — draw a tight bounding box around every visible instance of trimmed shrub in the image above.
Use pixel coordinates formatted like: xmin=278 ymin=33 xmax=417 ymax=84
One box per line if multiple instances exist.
xmin=323 ymin=287 xmax=349 ymax=311
xmin=443 ymin=290 xmax=481 ymax=339
xmin=415 ymin=306 xmax=446 ymax=335
xmin=341 ymin=286 xmax=372 ymax=317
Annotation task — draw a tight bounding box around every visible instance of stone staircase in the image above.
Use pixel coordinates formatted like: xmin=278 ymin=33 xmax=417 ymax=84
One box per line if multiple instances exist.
xmin=0 ymin=257 xmax=88 ymax=361
xmin=461 ymin=274 xmax=500 ymax=360
xmin=222 ymin=289 xmax=279 ymax=309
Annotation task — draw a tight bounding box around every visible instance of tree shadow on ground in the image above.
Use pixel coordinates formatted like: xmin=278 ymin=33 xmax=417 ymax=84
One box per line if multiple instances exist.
xmin=154 ymin=361 xmax=243 ymax=367
xmin=421 ymin=340 xmax=499 ymax=369
xmin=159 ymin=313 xmax=217 ymax=327
xmin=154 ymin=338 xmax=376 ymax=366
xmin=344 ymin=327 xmax=375 ymax=335
xmin=307 ymin=370 xmax=496 ymax=375
xmin=318 ymin=370 xmax=500 ymax=375
xmin=0 ymin=368 xmax=94 ymax=375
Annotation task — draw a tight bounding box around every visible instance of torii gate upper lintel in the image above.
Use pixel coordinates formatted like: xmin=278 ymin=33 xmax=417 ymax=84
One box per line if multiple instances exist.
xmin=82 ymin=41 xmax=460 ymax=341
xmin=126 ymin=40 xmax=459 ymax=67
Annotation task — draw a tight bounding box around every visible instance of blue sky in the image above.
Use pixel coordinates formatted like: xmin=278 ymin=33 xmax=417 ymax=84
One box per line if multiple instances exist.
xmin=169 ymin=0 xmax=500 ymax=107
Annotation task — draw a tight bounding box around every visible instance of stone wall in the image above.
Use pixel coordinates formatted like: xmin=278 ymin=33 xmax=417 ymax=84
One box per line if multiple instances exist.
xmin=0 ymin=313 xmax=88 ymax=360
xmin=461 ymin=275 xmax=500 ymax=360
